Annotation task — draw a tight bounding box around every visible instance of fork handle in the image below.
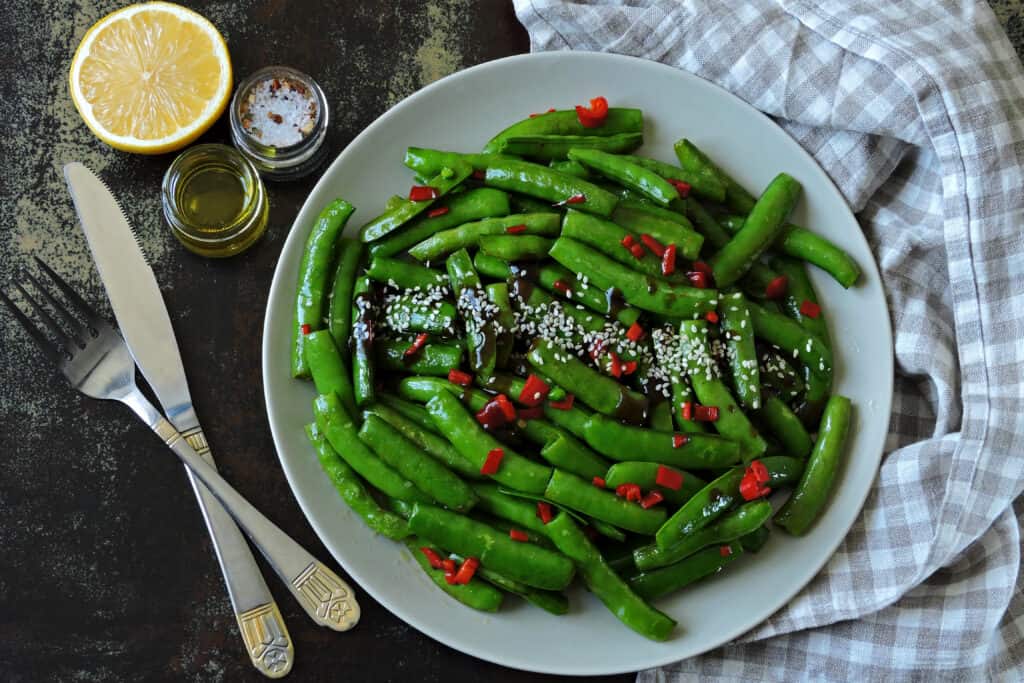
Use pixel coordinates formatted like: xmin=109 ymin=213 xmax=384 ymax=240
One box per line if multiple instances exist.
xmin=120 ymin=390 xmax=360 ymax=632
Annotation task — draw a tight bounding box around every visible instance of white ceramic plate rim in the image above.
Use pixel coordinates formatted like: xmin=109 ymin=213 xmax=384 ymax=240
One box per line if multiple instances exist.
xmin=262 ymin=51 xmax=894 ymax=676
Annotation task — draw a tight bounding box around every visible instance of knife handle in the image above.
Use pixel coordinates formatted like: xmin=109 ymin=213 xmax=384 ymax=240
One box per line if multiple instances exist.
xmin=180 ymin=427 xmax=293 ymax=678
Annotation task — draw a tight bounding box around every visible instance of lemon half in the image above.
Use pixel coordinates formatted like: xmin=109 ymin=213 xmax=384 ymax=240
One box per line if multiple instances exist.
xmin=69 ymin=2 xmax=232 ymax=154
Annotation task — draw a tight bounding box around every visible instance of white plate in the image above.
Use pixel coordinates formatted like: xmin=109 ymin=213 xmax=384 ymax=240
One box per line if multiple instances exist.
xmin=262 ymin=52 xmax=893 ymax=676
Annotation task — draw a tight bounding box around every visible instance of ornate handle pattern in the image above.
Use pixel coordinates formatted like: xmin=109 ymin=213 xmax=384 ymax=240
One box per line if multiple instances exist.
xmin=238 ymin=603 xmax=294 ymax=678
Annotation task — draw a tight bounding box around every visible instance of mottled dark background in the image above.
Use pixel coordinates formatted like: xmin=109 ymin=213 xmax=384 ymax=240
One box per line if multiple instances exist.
xmin=3 ymin=1 xmax=1024 ymax=681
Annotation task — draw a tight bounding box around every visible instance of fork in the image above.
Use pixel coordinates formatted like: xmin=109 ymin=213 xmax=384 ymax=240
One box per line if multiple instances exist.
xmin=1 ymin=261 xmax=361 ymax=640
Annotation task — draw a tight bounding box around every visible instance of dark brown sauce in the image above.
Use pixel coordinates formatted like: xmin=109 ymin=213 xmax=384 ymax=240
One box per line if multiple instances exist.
xmin=604 ymin=286 xmax=626 ymax=316
xmin=510 ymin=275 xmax=535 ymax=303
xmin=612 ymin=387 xmax=649 ymax=425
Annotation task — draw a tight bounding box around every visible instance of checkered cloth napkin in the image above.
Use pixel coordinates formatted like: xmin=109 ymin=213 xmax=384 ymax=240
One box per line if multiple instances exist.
xmin=513 ymin=1 xmax=1024 ymax=678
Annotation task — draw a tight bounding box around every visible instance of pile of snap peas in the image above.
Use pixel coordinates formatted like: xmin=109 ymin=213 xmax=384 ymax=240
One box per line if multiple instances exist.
xmin=290 ymin=99 xmax=857 ymax=641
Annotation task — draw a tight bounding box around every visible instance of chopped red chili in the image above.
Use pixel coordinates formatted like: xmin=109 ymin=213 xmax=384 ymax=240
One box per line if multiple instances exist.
xmin=694 ymin=405 xmax=720 ymax=422
xmin=441 ymin=558 xmax=457 ymax=573
xmin=705 ymin=311 xmax=720 ymax=324
xmin=655 ymin=465 xmax=684 ymax=491
xmin=408 ymin=185 xmax=438 ymax=201
xmin=626 ymin=321 xmax=645 ymax=342
xmin=739 ymin=472 xmax=771 ymax=501
xmin=549 ymin=393 xmax=575 ymax=410
xmin=615 ymin=482 xmax=642 ymax=502
xmin=480 ymin=447 xmax=504 ymax=475
xmin=629 ymin=243 xmax=647 ymax=259
xmin=517 ymin=406 xmax=544 ymax=420
xmin=547 ymin=107 xmax=556 ymax=113
xmin=495 ymin=393 xmax=517 ymax=421
xmin=555 ymin=193 xmax=587 ymax=207
xmin=472 ymin=169 xmax=485 ymax=180
xmin=608 ymin=350 xmax=623 ymax=378
xmin=575 ymin=96 xmax=609 ymax=128
xmin=692 ymin=261 xmax=714 ymax=279
xmin=661 ymin=243 xmax=677 ymax=276
xmin=519 ymin=374 xmax=551 ymax=406
xmin=404 ymin=332 xmax=429 ymax=357
xmin=453 ymin=557 xmax=479 ymax=585
xmin=672 ymin=433 xmax=689 ymax=448
xmin=300 ymin=323 xmax=312 ymax=335
xmin=509 ymin=528 xmax=529 ymax=542
xmin=667 ymin=178 xmax=691 ymax=197
xmin=420 ymin=547 xmax=444 ymax=570
xmin=800 ymin=299 xmax=821 ymax=318
xmin=444 ymin=571 xmax=458 ymax=585
xmin=476 ymin=400 xmax=509 ymax=428
xmin=621 ymin=234 xmax=636 ymax=247
xmin=447 ymin=368 xmax=473 ymax=387
xmin=536 ymin=501 xmax=553 ymax=525
xmin=592 ymin=476 xmax=606 ymax=488
xmin=621 ymin=360 xmax=638 ymax=375
xmin=505 ymin=224 xmax=529 ymax=234
xmin=640 ymin=234 xmax=665 ymax=257
xmin=640 ymin=491 xmax=665 ymax=509
xmin=719 ymin=545 xmax=733 ymax=557
xmin=749 ymin=459 xmax=770 ymax=484
xmin=765 ymin=275 xmax=789 ymax=299
xmin=687 ymin=270 xmax=708 ymax=288
xmin=427 ymin=206 xmax=450 ymax=218
xmin=680 ymin=401 xmax=693 ymax=421
xmin=552 ymin=279 xmax=572 ymax=295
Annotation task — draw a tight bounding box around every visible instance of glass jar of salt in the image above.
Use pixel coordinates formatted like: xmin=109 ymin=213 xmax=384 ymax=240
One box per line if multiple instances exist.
xmin=229 ymin=66 xmax=329 ymax=181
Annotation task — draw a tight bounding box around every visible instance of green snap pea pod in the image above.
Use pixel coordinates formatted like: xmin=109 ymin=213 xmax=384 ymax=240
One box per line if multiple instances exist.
xmin=366 ymin=256 xmax=449 ymax=290
xmin=740 ymin=525 xmax=771 ymax=553
xmin=747 ymin=300 xmax=832 ymax=379
xmin=380 ymin=294 xmax=458 ymax=335
xmin=582 ymin=413 xmax=742 ymax=469
xmin=359 ymin=162 xmax=473 ymax=242
xmin=473 ymin=513 xmax=554 ymax=548
xmin=673 ymin=139 xmax=756 ymax=214
xmin=774 ymin=395 xmax=852 ymax=535
xmin=403 ymin=147 xmax=516 ymax=176
xmin=754 ymin=395 xmax=813 ymax=459
xmin=408 ymin=504 xmax=575 ymax=590
xmin=680 ymin=320 xmax=767 ymax=462
xmin=482 ymin=108 xmax=644 ymax=153
xmin=682 ymin=197 xmax=732 ymax=250
xmin=480 ymin=373 xmax=567 ymax=404
xmin=351 ymin=276 xmax=376 ymax=407
xmin=404 ymin=538 xmax=504 ymax=612
xmin=770 ymin=256 xmax=831 ymax=351
xmin=305 ymin=424 xmax=410 ymax=540
xmin=304 ymin=330 xmax=358 ymax=419
xmin=397 ymin=376 xmax=475 ymax=406
xmin=313 ymin=392 xmax=432 ymax=503
xmin=446 ymin=250 xmax=497 ymax=380
xmin=483 ymin=159 xmax=619 ymax=218
xmin=568 ymin=148 xmax=680 ymax=207
xmin=544 ymin=469 xmax=666 ymax=535
xmin=650 ymin=400 xmax=674 ymax=432
xmin=363 ymin=402 xmax=482 ymax=478
xmin=758 ymin=345 xmax=806 ymax=403
xmin=561 ymin=210 xmax=675 ymax=280
xmin=425 ymin=391 xmax=553 ymax=494
xmin=719 ymin=214 xmax=861 ymax=288
xmin=543 ymin=403 xmax=593 ymax=439
xmin=327 ymin=238 xmax=361 ymax=352
xmin=472 ymin=482 xmax=553 ymax=537
xmin=619 ymin=155 xmax=727 ymax=203
xmin=509 ymin=193 xmax=556 ymax=214
xmin=719 ymin=291 xmax=762 ymax=410
xmin=377 ymin=393 xmax=440 ymax=433
xmin=539 ymin=435 xmax=611 ymax=481
xmin=629 ymin=542 xmax=743 ymax=601
xmin=369 ymin=188 xmax=511 ymax=259
xmin=608 ymin=205 xmax=704 ymax=261
xmin=292 ymin=198 xmax=356 ymax=378
xmin=409 ymin=213 xmax=561 ymax=262
xmin=655 ymin=456 xmax=804 ymax=548
xmin=549 ymin=238 xmax=719 ymax=317
xmin=388 ymin=496 xmax=415 ymax=519
xmin=709 ymin=173 xmax=803 ymax=287
xmin=375 ymin=339 xmax=462 ymax=376
xmin=549 ymin=159 xmax=591 ymax=178
xmin=498 ymin=132 xmax=644 ymax=161
xmin=604 ymin=462 xmax=706 ymax=506
xmin=479 ymin=235 xmax=554 ymax=261
xmin=485 ymin=283 xmax=515 ymax=368
xmin=670 ymin=377 xmax=708 ymax=434
xmin=358 ymin=415 xmax=478 ymax=512
xmin=545 ymin=512 xmax=676 ymax=641
xmin=527 ymin=338 xmax=649 ymax=425
xmin=616 ymin=198 xmax=697 ymax=228
xmin=490 ymin=487 xmax=628 ymax=543
xmin=385 ymin=195 xmax=406 ymax=212
xmin=635 ymin=500 xmax=771 ymax=570
xmin=448 ymin=550 xmax=569 ymax=615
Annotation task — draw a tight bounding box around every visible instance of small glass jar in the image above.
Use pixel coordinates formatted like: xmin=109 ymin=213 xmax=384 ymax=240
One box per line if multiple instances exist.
xmin=229 ymin=66 xmax=330 ymax=181
xmin=161 ymin=144 xmax=269 ymax=258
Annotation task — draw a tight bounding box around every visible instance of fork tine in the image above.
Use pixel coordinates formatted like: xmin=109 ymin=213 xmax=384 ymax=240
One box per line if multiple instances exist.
xmin=0 ymin=289 xmax=64 ymax=365
xmin=34 ymin=257 xmax=103 ymax=334
xmin=14 ymin=281 xmax=78 ymax=354
xmin=19 ymin=268 xmax=91 ymax=347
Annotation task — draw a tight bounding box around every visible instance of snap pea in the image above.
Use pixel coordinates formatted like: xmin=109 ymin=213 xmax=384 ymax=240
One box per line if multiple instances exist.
xmin=747 ymin=300 xmax=832 ymax=380
xmin=448 ymin=550 xmax=569 ymax=615
xmin=408 ymin=504 xmax=575 ymax=590
xmin=539 ymin=434 xmax=611 ymax=481
xmin=359 ymin=162 xmax=473 ymax=242
xmin=292 ymin=198 xmax=356 ymax=378
xmin=509 ymin=193 xmax=556 ymax=214
xmin=544 ymin=469 xmax=666 ymax=535
xmin=327 ymin=238 xmax=361 ymax=353
xmin=608 ymin=204 xmax=704 ymax=261
xmin=380 ymin=294 xmax=457 ymax=335
xmin=376 ymin=393 xmax=440 ymax=433
xmin=409 ymin=213 xmax=561 ymax=262
xmin=482 ymin=108 xmax=644 ymax=153
xmin=351 ymin=276 xmax=376 ymax=407
xmin=709 ymin=173 xmax=802 ymax=287
xmin=754 ymin=394 xmax=813 ymax=459
xmin=365 ymin=256 xmax=449 ymax=290
xmin=549 ymin=238 xmax=719 ymax=318
xmin=498 ymin=132 xmax=644 ymax=161
xmin=581 ymin=413 xmax=742 ymax=469
xmin=634 ymin=500 xmax=771 ymax=570
xmin=479 ymin=373 xmax=567 ymax=405
xmin=313 ymin=392 xmax=432 ymax=503
xmin=447 ymin=249 xmax=497 ymax=380
xmin=650 ymin=400 xmax=674 ymax=432
xmin=549 ymin=159 xmax=591 ymax=179
xmin=363 ymin=402 xmax=482 ymax=478
xmin=774 ymin=395 xmax=852 ymax=535
xmin=305 ymin=423 xmax=410 ymax=540
xmin=619 ymin=155 xmax=727 ymax=203
xmin=397 ymin=376 xmax=479 ymax=406
xmin=673 ymin=139 xmax=756 ymax=214
xmin=682 ymin=197 xmax=732 ymax=250
xmin=561 ymin=210 xmax=676 ymax=280
xmin=472 ymin=482 xmax=554 ymax=537
xmin=405 ymin=538 xmax=504 ymax=612
xmin=485 ymin=283 xmax=515 ymax=368
xmin=358 ymin=415 xmax=478 ymax=512
xmin=629 ymin=542 xmax=743 ymax=601
xmin=369 ymin=188 xmax=511 ymax=259
xmin=718 ymin=292 xmax=762 ymax=410
xmin=479 ymin=235 xmax=554 ymax=261
xmin=375 ymin=339 xmax=462 ymax=376
xmin=655 ymin=456 xmax=804 ymax=548
xmin=544 ymin=512 xmax=676 ymax=641
xmin=543 ymin=403 xmax=593 ymax=440
xmin=483 ymin=159 xmax=619 ymax=217
xmin=425 ymin=390 xmax=553 ymax=494
xmin=568 ymin=148 xmax=679 ymax=207
xmin=739 ymin=525 xmax=771 ymax=553
xmin=304 ymin=330 xmax=358 ymax=419
xmin=473 ymin=513 xmax=555 ymax=548
xmin=403 ymin=147 xmax=515 ymax=177
xmin=604 ymin=462 xmax=706 ymax=506
xmin=770 ymin=256 xmax=831 ymax=352
xmin=670 ymin=378 xmax=708 ymax=434
xmin=527 ymin=338 xmax=649 ymax=425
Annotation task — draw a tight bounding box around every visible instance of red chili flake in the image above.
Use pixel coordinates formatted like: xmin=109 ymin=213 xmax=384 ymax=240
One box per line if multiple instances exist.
xmin=672 ymin=433 xmax=689 ymax=448
xmin=583 ymin=525 xmax=600 ymax=540
xmin=505 ymin=223 xmax=529 ymax=234
xmin=517 ymin=406 xmax=544 ymax=420
xmin=420 ymin=547 xmax=444 ymax=570
xmin=408 ymin=185 xmax=438 ymax=201
xmin=705 ymin=311 xmax=720 ymax=324
xmin=536 ymin=501 xmax=553 ymax=525
xmin=472 ymin=169 xmax=486 ymax=180
xmin=687 ymin=271 xmax=708 ymax=289
xmin=749 ymin=459 xmax=770 ymax=485
xmin=509 ymin=528 xmax=530 ymax=542
xmin=448 ymin=368 xmax=473 ymax=387
xmin=621 ymin=234 xmax=636 ymax=248
xmin=552 ymin=279 xmax=572 ymax=295
xmin=661 ymin=244 xmax=677 ymax=276
xmin=640 ymin=234 xmax=666 ymax=257
xmin=427 ymin=206 xmax=450 ymax=218
xmin=641 ymin=491 xmax=665 ymax=509
xmin=622 ymin=360 xmax=638 ymax=375
xmin=739 ymin=472 xmax=771 ymax=501
xmin=615 ymin=482 xmax=642 ymax=502
xmin=575 ymin=96 xmax=609 ymax=128
xmin=495 ymin=393 xmax=517 ymax=421
xmin=667 ymin=179 xmax=692 ymax=197
xmin=719 ymin=545 xmax=733 ymax=557
xmin=528 ymin=113 xmax=540 ymax=119
xmin=300 ymin=323 xmax=312 ymax=335
xmin=765 ymin=275 xmax=789 ymax=299
xmin=441 ymin=558 xmax=457 ymax=573
xmin=592 ymin=476 xmax=606 ymax=489
xmin=626 ymin=322 xmax=645 ymax=342
xmin=608 ymin=350 xmax=623 ymax=378
xmin=480 ymin=448 xmax=504 ymax=475
xmin=549 ymin=393 xmax=575 ymax=410
xmin=453 ymin=557 xmax=479 ymax=584
xmin=444 ymin=571 xmax=457 ymax=585
xmin=694 ymin=405 xmax=720 ymax=422
xmin=680 ymin=401 xmax=693 ymax=421
xmin=547 ymin=107 xmax=556 ymax=113
xmin=476 ymin=400 xmax=509 ymax=428
xmin=519 ymin=373 xmax=551 ymax=406
xmin=629 ymin=243 xmax=647 ymax=259
xmin=800 ymin=299 xmax=821 ymax=319
xmin=565 ymin=193 xmax=587 ymax=205
xmin=655 ymin=465 xmax=684 ymax=491
xmin=404 ymin=332 xmax=429 ymax=357
xmin=692 ymin=261 xmax=713 ymax=278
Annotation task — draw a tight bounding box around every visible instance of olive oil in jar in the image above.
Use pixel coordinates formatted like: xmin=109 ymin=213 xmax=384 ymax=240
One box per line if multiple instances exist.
xmin=162 ymin=144 xmax=269 ymax=258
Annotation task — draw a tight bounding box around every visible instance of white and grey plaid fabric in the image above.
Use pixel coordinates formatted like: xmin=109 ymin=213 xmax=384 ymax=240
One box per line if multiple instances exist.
xmin=514 ymin=1 xmax=1024 ymax=679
